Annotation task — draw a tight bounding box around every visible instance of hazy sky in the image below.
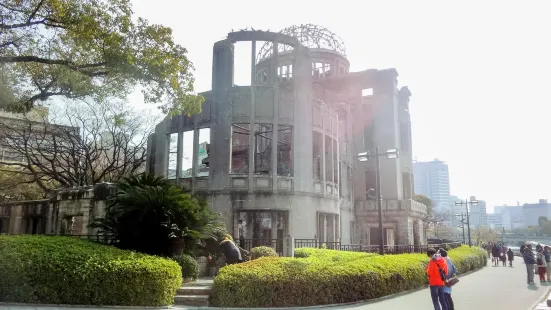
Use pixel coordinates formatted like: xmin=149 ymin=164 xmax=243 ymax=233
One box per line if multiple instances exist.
xmin=131 ymin=0 xmax=551 ymax=212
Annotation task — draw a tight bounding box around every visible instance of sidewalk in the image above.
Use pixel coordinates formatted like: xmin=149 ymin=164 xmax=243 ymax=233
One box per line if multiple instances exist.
xmin=0 ymin=259 xmax=548 ymax=310
xmin=327 ymin=259 xmax=550 ymax=310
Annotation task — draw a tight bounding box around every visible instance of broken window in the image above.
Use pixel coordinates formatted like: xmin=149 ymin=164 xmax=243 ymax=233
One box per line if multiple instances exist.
xmin=197 ymin=127 xmax=210 ymax=177
xmin=256 ymin=70 xmax=268 ymax=86
xmin=325 ymin=135 xmax=333 ymax=183
xmin=313 ymin=131 xmax=322 ymax=180
xmin=231 ymin=124 xmax=250 ymax=174
xmin=181 ymin=130 xmax=194 ymax=178
xmin=277 ymin=125 xmax=292 ymax=176
xmin=277 ymin=65 xmax=292 ymax=82
xmin=254 ymin=124 xmax=272 ymax=174
xmin=167 ymin=133 xmax=178 ymax=179
xmin=313 ymin=62 xmax=323 ymax=79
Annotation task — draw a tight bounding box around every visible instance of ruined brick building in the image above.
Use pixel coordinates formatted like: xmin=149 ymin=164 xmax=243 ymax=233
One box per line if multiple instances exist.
xmin=146 ymin=25 xmax=427 ymax=251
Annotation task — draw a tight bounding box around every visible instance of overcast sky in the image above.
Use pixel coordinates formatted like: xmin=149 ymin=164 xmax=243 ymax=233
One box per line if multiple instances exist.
xmin=131 ymin=0 xmax=551 ymax=212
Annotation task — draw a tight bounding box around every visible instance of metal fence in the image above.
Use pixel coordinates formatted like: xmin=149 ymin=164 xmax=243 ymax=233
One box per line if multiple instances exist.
xmin=294 ymin=239 xmax=462 ymax=255
xmin=236 ymin=238 xmax=284 ymax=256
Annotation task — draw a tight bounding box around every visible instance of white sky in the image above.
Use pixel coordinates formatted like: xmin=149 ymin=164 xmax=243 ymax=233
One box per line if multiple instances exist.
xmin=131 ymin=0 xmax=551 ymax=212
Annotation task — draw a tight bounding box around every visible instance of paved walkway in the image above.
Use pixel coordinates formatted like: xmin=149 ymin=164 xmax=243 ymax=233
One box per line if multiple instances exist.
xmin=0 ymin=259 xmax=549 ymax=310
xmin=326 ymin=259 xmax=550 ymax=310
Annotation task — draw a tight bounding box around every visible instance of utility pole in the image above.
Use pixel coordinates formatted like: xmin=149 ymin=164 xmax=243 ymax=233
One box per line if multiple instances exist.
xmin=455 ymin=198 xmax=479 ymax=247
xmin=357 ymin=147 xmax=399 ymax=255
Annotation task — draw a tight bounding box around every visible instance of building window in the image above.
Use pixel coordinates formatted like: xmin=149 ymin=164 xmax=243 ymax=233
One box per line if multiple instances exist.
xmin=312 ymin=62 xmax=332 ymax=79
xmin=254 ymin=124 xmax=272 ymax=174
xmin=181 ymin=130 xmax=194 ymax=178
xmin=277 ymin=125 xmax=293 ymax=176
xmin=167 ymin=133 xmax=178 ymax=179
xmin=197 ymin=127 xmax=210 ymax=177
xmin=256 ymin=70 xmax=268 ymax=86
xmin=231 ymin=124 xmax=250 ymax=174
xmin=325 ymin=135 xmax=333 ymax=183
xmin=313 ymin=131 xmax=322 ymax=180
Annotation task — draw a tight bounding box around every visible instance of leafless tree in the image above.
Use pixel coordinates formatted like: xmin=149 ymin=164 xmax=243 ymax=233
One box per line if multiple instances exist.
xmin=0 ymin=99 xmax=158 ymax=194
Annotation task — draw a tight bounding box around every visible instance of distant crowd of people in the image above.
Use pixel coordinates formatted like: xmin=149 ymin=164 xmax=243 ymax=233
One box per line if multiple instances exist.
xmin=482 ymin=242 xmax=515 ymax=267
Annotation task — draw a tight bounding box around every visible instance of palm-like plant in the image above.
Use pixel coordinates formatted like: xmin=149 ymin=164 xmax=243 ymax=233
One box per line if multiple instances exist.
xmin=90 ymin=173 xmax=225 ymax=257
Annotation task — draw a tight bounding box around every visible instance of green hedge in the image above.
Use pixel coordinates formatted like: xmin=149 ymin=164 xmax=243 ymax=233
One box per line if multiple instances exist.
xmin=294 ymin=247 xmax=378 ymax=260
xmin=211 ymin=245 xmax=487 ymax=307
xmin=250 ymin=246 xmax=278 ymax=260
xmin=173 ymin=253 xmax=200 ymax=280
xmin=0 ymin=235 xmax=182 ymax=306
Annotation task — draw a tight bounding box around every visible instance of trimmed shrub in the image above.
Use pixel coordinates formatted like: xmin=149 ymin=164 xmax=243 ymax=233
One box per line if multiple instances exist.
xmin=250 ymin=246 xmax=278 ymax=260
xmin=0 ymin=235 xmax=182 ymax=306
xmin=173 ymin=253 xmax=200 ymax=280
xmin=295 ymin=247 xmax=378 ymax=261
xmin=211 ymin=245 xmax=487 ymax=307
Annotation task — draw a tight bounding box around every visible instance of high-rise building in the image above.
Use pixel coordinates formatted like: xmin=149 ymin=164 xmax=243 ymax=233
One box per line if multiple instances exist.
xmin=413 ymin=159 xmax=451 ymax=212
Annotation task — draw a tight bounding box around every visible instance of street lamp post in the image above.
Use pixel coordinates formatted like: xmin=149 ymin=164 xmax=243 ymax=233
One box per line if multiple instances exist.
xmin=455 ymin=213 xmax=468 ymax=244
xmin=455 ymin=198 xmax=479 ymax=247
xmin=357 ymin=147 xmax=399 ymax=255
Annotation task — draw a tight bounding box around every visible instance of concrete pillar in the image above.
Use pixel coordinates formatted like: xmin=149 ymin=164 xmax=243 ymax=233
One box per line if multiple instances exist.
xmin=291 ymin=46 xmax=313 ymax=192
xmin=372 ymin=69 xmax=403 ymax=200
xmin=176 ymin=119 xmax=183 ymax=180
xmin=9 ymin=205 xmax=23 ymax=234
xmin=45 ymin=204 xmax=53 ymax=234
xmin=247 ymin=42 xmax=256 ymax=191
xmin=271 ymin=211 xmax=277 ymax=240
xmin=153 ymin=119 xmax=170 ymax=177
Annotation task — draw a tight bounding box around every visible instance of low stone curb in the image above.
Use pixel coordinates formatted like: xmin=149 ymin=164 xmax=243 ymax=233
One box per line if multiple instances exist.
xmin=175 ymin=264 xmax=486 ymax=310
xmin=531 ymin=287 xmax=551 ymax=310
xmin=0 ymin=302 xmax=170 ymax=309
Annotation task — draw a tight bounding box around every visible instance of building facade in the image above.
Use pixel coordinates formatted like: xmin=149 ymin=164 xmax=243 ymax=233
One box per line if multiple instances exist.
xmin=469 ymin=199 xmax=488 ymax=228
xmin=494 ymin=204 xmax=524 ymax=230
xmin=146 ymin=25 xmax=427 ymax=248
xmin=413 ymin=159 xmax=451 ymax=213
xmin=522 ymin=199 xmax=551 ymax=228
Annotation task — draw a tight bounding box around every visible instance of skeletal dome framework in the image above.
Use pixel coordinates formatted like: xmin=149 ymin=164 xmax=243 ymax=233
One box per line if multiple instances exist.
xmin=257 ymin=24 xmax=347 ymax=61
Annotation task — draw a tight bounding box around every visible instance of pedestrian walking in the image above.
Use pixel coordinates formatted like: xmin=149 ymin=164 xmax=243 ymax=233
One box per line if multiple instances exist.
xmin=492 ymin=244 xmax=500 ymax=266
xmin=507 ymin=248 xmax=514 ymax=267
xmin=523 ymin=243 xmax=536 ymax=285
xmin=537 ymin=246 xmax=547 ymax=283
xmin=500 ymin=245 xmax=507 ymax=267
xmin=426 ymin=248 xmax=449 ymax=310
xmin=544 ymin=246 xmax=551 ymax=281
xmin=439 ymin=248 xmax=457 ymax=310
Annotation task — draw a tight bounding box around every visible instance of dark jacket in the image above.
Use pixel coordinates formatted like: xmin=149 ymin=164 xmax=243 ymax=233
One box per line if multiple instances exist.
xmin=544 ymin=249 xmax=551 ymax=263
xmin=507 ymin=249 xmax=514 ymax=260
xmin=523 ymin=248 xmax=535 ymax=265
xmin=220 ymin=240 xmax=243 ymax=264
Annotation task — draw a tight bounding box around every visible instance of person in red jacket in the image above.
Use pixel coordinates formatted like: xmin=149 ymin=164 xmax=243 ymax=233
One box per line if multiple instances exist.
xmin=427 ymin=248 xmax=449 ymax=310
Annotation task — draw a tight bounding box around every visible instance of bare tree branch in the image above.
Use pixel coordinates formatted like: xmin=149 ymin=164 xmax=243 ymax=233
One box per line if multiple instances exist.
xmin=0 ymin=100 xmax=156 ymax=196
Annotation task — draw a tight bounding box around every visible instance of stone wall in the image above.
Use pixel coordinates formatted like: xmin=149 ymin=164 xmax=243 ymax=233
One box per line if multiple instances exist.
xmin=0 ymin=183 xmax=115 ymax=235
xmin=355 ymin=198 xmax=428 ymax=245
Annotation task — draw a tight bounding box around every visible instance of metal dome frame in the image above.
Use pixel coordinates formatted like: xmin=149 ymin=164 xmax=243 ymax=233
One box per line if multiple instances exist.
xmin=256 ymin=24 xmax=346 ymax=61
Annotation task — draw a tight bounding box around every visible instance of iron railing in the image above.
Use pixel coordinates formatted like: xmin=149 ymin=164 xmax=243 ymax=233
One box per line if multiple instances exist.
xmin=236 ymin=238 xmax=284 ymax=256
xmin=294 ymin=239 xmax=462 ymax=255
